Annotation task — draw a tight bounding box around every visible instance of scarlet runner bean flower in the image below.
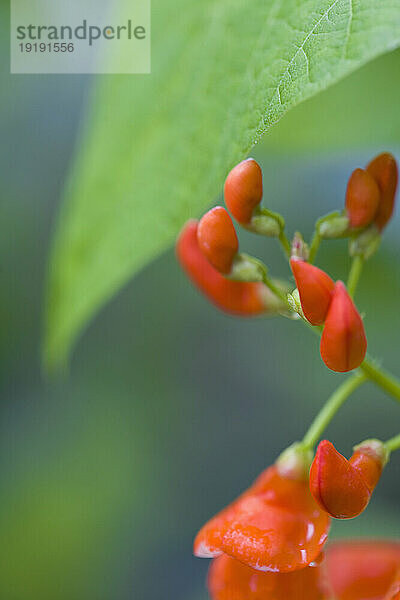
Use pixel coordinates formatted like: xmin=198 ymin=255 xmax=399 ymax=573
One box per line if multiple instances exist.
xmin=176 ymin=220 xmax=279 ymax=316
xmin=193 ymin=462 xmax=330 ymax=573
xmin=224 ymin=158 xmax=263 ymax=225
xmin=320 ymin=281 xmax=367 ymax=372
xmin=367 ymin=153 xmax=398 ymax=231
xmin=207 ymin=540 xmax=400 ymax=600
xmin=309 ymin=439 xmax=388 ymax=519
xmin=345 ymin=168 xmax=380 ymax=229
xmin=290 ymin=258 xmax=335 ymax=325
xmin=197 ymin=206 xmax=239 ymax=274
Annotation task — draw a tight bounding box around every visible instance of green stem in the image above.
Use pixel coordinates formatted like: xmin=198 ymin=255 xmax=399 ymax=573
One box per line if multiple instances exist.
xmin=308 ymin=231 xmax=321 ymax=264
xmin=360 ymin=358 xmax=400 ymax=405
xmin=386 ymin=432 xmax=400 ymax=453
xmin=278 ymin=230 xmax=291 ymax=258
xmin=302 ymin=371 xmax=368 ymax=449
xmin=347 ymin=255 xmax=364 ymax=298
xmin=262 ymin=274 xmax=293 ymax=312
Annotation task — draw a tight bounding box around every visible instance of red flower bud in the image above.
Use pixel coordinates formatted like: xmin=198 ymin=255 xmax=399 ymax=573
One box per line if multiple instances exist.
xmin=367 ymin=152 xmax=398 ymax=230
xmin=197 ymin=206 xmax=239 ymax=274
xmin=208 ymin=553 xmax=326 ymax=600
xmin=290 ymin=258 xmax=335 ymax=325
xmin=345 ymin=168 xmax=380 ymax=229
xmin=224 ymin=158 xmax=263 ymax=224
xmin=320 ymin=281 xmax=367 ymax=372
xmin=327 ymin=540 xmax=400 ymax=600
xmin=309 ymin=440 xmax=386 ymax=519
xmin=193 ymin=464 xmax=330 ymax=573
xmin=176 ymin=220 xmax=270 ymax=316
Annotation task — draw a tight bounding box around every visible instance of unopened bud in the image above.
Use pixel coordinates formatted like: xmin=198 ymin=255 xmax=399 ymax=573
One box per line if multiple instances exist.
xmin=229 ymin=253 xmax=266 ymax=282
xmin=319 ymin=215 xmax=350 ymax=239
xmin=291 ymin=232 xmax=309 ymax=261
xmin=249 ymin=207 xmax=282 ymax=237
xmin=287 ymin=288 xmax=304 ymax=318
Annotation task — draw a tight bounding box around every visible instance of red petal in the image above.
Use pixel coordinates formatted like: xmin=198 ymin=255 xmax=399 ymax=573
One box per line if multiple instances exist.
xmin=320 ymin=281 xmax=367 ymax=372
xmin=309 ymin=440 xmax=371 ymax=519
xmin=367 ymin=153 xmax=398 ymax=230
xmin=224 ymin=159 xmax=263 ymax=224
xmin=290 ymin=259 xmax=334 ymax=325
xmin=194 ymin=466 xmax=330 ymax=572
xmin=208 ymin=553 xmax=327 ymax=600
xmin=327 ymin=540 xmax=400 ymax=600
xmin=346 ymin=168 xmax=380 ymax=229
xmin=197 ymin=207 xmax=239 ymax=274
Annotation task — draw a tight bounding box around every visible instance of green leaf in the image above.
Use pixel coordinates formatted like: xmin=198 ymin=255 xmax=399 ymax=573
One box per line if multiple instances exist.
xmin=261 ymin=47 xmax=400 ymax=152
xmin=45 ymin=0 xmax=400 ymax=370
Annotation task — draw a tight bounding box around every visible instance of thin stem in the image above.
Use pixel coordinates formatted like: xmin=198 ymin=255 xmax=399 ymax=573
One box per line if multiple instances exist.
xmin=386 ymin=432 xmax=400 ymax=453
xmin=262 ymin=274 xmax=293 ymax=312
xmin=302 ymin=371 xmax=368 ymax=449
xmin=278 ymin=230 xmax=291 ymax=258
xmin=308 ymin=230 xmax=321 ymax=264
xmin=360 ymin=358 xmax=400 ymax=405
xmin=347 ymin=255 xmax=364 ymax=298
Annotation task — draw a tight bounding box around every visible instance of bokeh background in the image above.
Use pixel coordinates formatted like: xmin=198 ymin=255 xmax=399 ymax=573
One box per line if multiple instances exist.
xmin=1 ymin=2 xmax=400 ymax=598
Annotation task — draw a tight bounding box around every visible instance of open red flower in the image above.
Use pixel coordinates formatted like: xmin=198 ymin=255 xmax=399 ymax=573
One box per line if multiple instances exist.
xmin=207 ymin=540 xmax=400 ymax=600
xmin=309 ymin=440 xmax=386 ymax=519
xmin=176 ymin=220 xmax=273 ymax=316
xmin=194 ymin=464 xmax=330 ymax=573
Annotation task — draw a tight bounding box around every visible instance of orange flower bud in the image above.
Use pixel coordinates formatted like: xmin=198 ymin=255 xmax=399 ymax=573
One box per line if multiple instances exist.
xmin=327 ymin=540 xmax=400 ymax=600
xmin=193 ymin=464 xmax=330 ymax=573
xmin=367 ymin=152 xmax=398 ymax=230
xmin=176 ymin=220 xmax=271 ymax=316
xmin=224 ymin=158 xmax=263 ymax=224
xmin=320 ymin=281 xmax=367 ymax=372
xmin=290 ymin=258 xmax=335 ymax=325
xmin=208 ymin=553 xmax=327 ymax=600
xmin=345 ymin=168 xmax=380 ymax=229
xmin=197 ymin=206 xmax=239 ymax=274
xmin=309 ymin=440 xmax=386 ymax=519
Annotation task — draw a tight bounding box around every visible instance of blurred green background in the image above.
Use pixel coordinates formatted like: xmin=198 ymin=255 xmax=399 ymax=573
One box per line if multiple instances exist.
xmin=1 ymin=4 xmax=400 ymax=599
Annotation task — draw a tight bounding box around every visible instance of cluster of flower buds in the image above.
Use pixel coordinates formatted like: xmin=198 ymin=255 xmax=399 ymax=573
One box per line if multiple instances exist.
xmin=313 ymin=152 xmax=398 ymax=264
xmin=177 ymin=159 xmax=290 ymax=316
xmin=346 ymin=153 xmax=398 ymax=232
xmin=290 ymin=259 xmax=367 ymax=372
xmin=177 ymin=155 xmax=399 ymax=600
